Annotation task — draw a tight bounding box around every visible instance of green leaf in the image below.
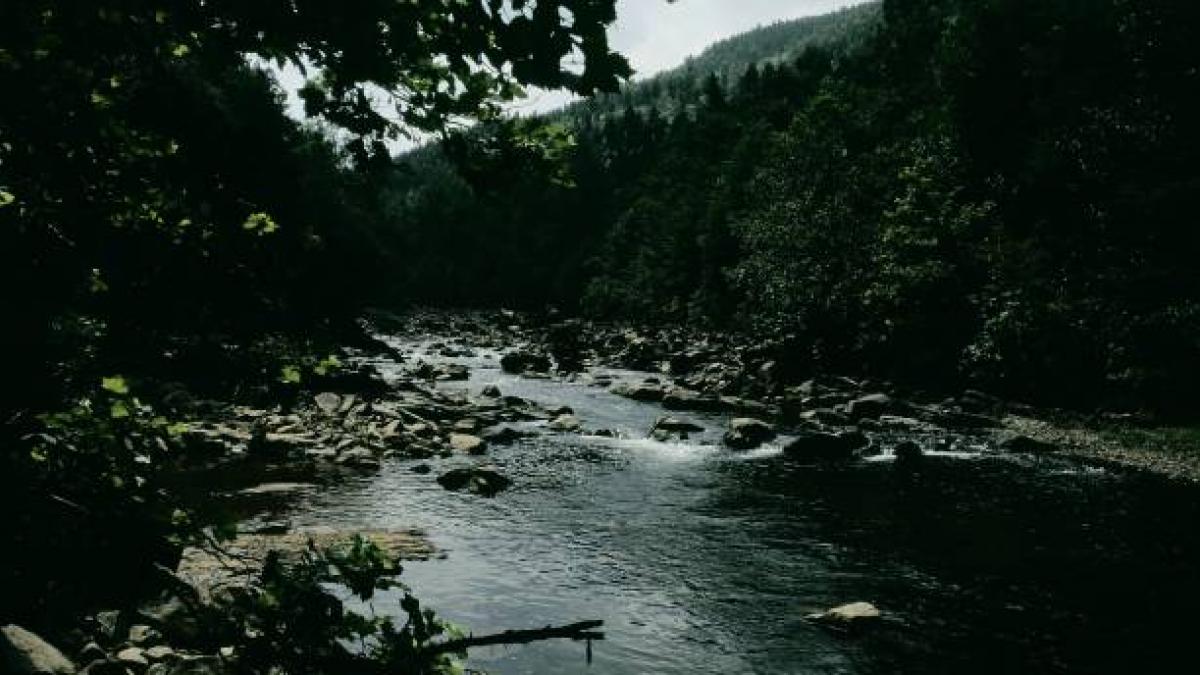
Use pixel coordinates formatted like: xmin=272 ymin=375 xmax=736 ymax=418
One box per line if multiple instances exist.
xmin=0 ymin=190 xmax=14 ymax=207
xmin=110 ymin=400 xmax=131 ymax=418
xmin=279 ymin=365 xmax=302 ymax=384
xmin=101 ymin=376 xmax=129 ymax=395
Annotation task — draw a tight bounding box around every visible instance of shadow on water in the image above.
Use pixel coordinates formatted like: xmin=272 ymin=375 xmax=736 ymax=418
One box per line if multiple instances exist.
xmin=283 ymin=343 xmax=1200 ymax=674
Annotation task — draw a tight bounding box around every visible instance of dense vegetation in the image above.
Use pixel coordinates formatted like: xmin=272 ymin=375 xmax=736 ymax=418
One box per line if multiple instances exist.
xmin=378 ymin=0 xmax=1200 ymax=415
xmin=0 ymin=0 xmax=628 ymax=664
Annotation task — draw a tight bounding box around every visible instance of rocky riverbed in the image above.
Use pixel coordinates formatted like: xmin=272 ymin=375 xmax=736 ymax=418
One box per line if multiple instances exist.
xmin=8 ymin=308 xmax=1199 ymax=675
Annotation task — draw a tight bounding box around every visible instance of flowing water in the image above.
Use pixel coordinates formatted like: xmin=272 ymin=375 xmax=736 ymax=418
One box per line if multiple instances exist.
xmin=281 ymin=338 xmax=1200 ymax=674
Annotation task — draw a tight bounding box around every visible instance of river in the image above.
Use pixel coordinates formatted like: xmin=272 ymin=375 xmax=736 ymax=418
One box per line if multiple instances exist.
xmin=275 ymin=336 xmax=1200 ymax=674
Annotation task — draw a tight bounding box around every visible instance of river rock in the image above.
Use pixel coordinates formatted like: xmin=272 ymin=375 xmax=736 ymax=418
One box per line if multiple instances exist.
xmin=480 ymin=385 xmax=502 ymax=398
xmin=783 ymin=431 xmax=866 ymax=462
xmin=653 ymin=417 xmax=704 ymax=434
xmin=482 ymin=426 xmax=532 ymax=445
xmin=127 ymin=625 xmax=161 ymax=647
xmin=547 ymin=414 xmax=582 ymax=432
xmin=437 ymin=466 xmax=512 ymax=497
xmin=610 ymin=382 xmax=665 ymax=402
xmin=806 ymin=602 xmax=882 ymax=631
xmin=893 ymin=441 xmax=924 ymax=465
xmin=143 ymin=647 xmax=174 ymax=663
xmin=335 ymin=447 xmax=380 ymax=470
xmin=449 ymin=433 xmax=487 ymax=455
xmin=723 ymin=418 xmax=776 ymax=450
xmin=662 ymin=387 xmax=724 ymax=412
xmin=1 ymin=625 xmax=75 ymax=675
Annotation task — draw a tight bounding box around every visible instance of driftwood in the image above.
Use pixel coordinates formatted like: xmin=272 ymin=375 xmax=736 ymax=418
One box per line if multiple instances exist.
xmin=427 ymin=620 xmax=604 ymax=656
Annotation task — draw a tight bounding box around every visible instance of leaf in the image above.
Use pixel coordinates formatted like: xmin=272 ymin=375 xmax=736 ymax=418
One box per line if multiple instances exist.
xmin=0 ymin=190 xmax=14 ymax=207
xmin=171 ymin=43 xmax=190 ymax=58
xmin=279 ymin=365 xmax=302 ymax=384
xmin=110 ymin=400 xmax=131 ymax=418
xmin=101 ymin=376 xmax=129 ymax=395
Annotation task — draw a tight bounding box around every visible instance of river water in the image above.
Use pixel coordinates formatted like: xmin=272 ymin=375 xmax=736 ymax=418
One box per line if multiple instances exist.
xmin=283 ymin=338 xmax=1199 ymax=674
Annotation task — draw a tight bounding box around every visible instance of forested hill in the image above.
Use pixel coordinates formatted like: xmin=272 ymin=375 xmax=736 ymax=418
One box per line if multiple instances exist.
xmin=560 ymin=2 xmax=881 ymax=119
xmin=375 ymin=0 xmax=1200 ymax=416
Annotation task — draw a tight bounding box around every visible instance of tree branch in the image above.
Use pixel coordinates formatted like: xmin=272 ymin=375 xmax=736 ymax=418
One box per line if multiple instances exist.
xmin=426 ymin=620 xmax=604 ymax=656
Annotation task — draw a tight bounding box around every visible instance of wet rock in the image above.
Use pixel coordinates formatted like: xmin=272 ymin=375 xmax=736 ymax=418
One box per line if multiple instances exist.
xmin=653 ymin=417 xmax=704 ymax=434
xmin=662 ymin=387 xmax=724 ymax=412
xmin=335 ymin=448 xmax=380 ymax=470
xmin=237 ymin=482 xmax=315 ymax=497
xmin=806 ymin=602 xmax=882 ymax=632
xmin=410 ymin=463 xmax=432 ymax=474
xmin=78 ymin=643 xmax=107 ymax=664
xmin=480 ymin=385 xmax=502 ymax=398
xmin=997 ymin=433 xmax=1057 ymax=455
xmin=848 ymin=393 xmax=895 ymax=420
xmin=783 ymin=431 xmax=865 ymax=462
xmin=94 ymin=611 xmax=124 ymax=642
xmin=500 ymin=351 xmax=551 ymax=374
xmin=723 ymin=418 xmax=777 ymax=450
xmin=448 ymin=433 xmax=487 ymax=455
xmin=437 ymin=466 xmax=512 ymax=497
xmin=482 ymin=426 xmax=533 ymax=445
xmin=1 ymin=625 xmax=75 ymax=675
xmin=610 ymin=382 xmax=665 ymax=403
xmin=547 ymin=414 xmax=582 ymax=432
xmin=801 ymin=408 xmax=852 ymax=427
xmin=79 ymin=660 xmax=128 ymax=675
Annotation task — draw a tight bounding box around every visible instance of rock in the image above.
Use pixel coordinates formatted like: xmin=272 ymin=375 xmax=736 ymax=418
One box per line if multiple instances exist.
xmin=78 ymin=643 xmax=107 ymax=664
xmin=437 ymin=364 xmax=469 ymax=381
xmin=480 ymin=385 xmax=502 ymax=398
xmin=163 ymin=656 xmax=223 ymax=675
xmin=547 ymin=414 xmax=582 ymax=432
xmin=143 ymin=647 xmax=174 ymax=663
xmin=1 ymin=625 xmax=75 ymax=675
xmin=127 ymin=625 xmax=160 ymax=647
xmin=848 ymin=393 xmax=894 ymax=420
xmin=723 ymin=418 xmax=776 ymax=450
xmin=662 ymin=387 xmax=724 ymax=412
xmin=79 ymin=660 xmax=128 ymax=675
xmin=783 ymin=431 xmax=865 ymax=462
xmin=482 ymin=426 xmax=532 ymax=445
xmin=806 ymin=602 xmax=882 ymax=632
xmin=335 ymin=448 xmax=380 ymax=470
xmin=448 ymin=433 xmax=487 ymax=455
xmin=610 ymin=382 xmax=665 ymax=403
xmin=437 ymin=466 xmax=512 ymax=497
xmin=116 ymin=648 xmax=148 ymax=670
xmin=314 ymin=392 xmax=342 ymax=414
xmin=500 ymin=351 xmax=551 ymax=374
xmin=653 ymin=417 xmax=704 ymax=434
xmin=410 ymin=463 xmax=432 ymax=474
xmin=997 ymin=433 xmax=1057 ymax=455
xmin=549 ymin=405 xmax=574 ymax=416
xmin=237 ymin=482 xmax=314 ymax=497
xmin=94 ymin=611 xmax=124 ymax=642
xmin=800 ymin=408 xmax=852 ymax=427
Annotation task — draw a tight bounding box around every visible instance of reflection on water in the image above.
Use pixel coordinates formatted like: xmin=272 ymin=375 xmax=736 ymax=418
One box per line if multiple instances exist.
xmin=284 ymin=342 xmax=1200 ymax=674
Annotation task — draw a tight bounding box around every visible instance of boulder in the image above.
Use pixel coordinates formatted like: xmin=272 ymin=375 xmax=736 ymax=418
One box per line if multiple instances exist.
xmin=437 ymin=466 xmax=512 ymax=497
xmin=547 ymin=414 xmax=582 ymax=432
xmin=448 ymin=433 xmax=487 ymax=455
xmin=482 ymin=426 xmax=532 ymax=445
xmin=662 ymin=388 xmax=725 ymax=412
xmin=610 ymin=382 xmax=665 ymax=403
xmin=723 ymin=418 xmax=776 ymax=450
xmin=806 ymin=602 xmax=882 ymax=632
xmin=783 ymin=431 xmax=866 ymax=462
xmin=1 ymin=625 xmax=75 ymax=675
xmin=653 ymin=417 xmax=704 ymax=434
xmin=480 ymin=385 xmax=502 ymax=398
